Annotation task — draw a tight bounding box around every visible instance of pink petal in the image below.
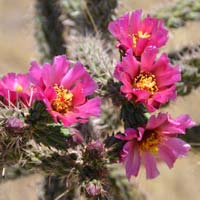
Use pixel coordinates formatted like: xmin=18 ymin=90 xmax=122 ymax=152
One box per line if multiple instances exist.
xmin=152 ymin=53 xmax=169 ymax=73
xmin=143 ymin=151 xmax=160 ymax=179
xmin=164 ymin=138 xmax=190 ymax=157
xmin=75 ymin=97 xmax=101 ymax=117
xmin=159 ymin=114 xmax=195 ymax=135
xmin=60 ymin=111 xmax=87 ymax=126
xmin=156 ymin=66 xmax=181 ymax=88
xmin=115 ymin=49 xmax=139 ymax=81
xmin=141 ymin=17 xmax=155 ymax=33
xmin=80 ymin=70 xmax=97 ymax=96
xmin=52 ymin=55 xmax=69 ymax=83
xmin=129 ymin=10 xmax=142 ymax=33
xmin=148 ymin=28 xmax=168 ymax=48
xmin=108 ymin=13 xmax=129 ymax=40
xmin=146 ymin=113 xmax=169 ymax=130
xmin=134 ymin=38 xmax=149 ymax=56
xmin=115 ymin=128 xmax=138 ymax=141
xmin=174 ymin=114 xmax=196 ymax=131
xmin=141 ymin=46 xmax=158 ymax=72
xmin=132 ymin=89 xmax=150 ymax=102
xmin=159 ymin=145 xmax=177 ymax=168
xmin=137 ymin=127 xmax=145 ymax=141
xmin=29 ymin=61 xmax=43 ymax=87
xmin=123 ymin=141 xmax=141 ymax=179
xmin=43 ymin=87 xmax=57 ymax=102
xmin=41 ymin=63 xmax=52 ymax=87
xmin=61 ymin=63 xmax=85 ymax=89
xmin=71 ymin=83 xmax=86 ymax=106
xmin=152 ymin=85 xmax=177 ymax=104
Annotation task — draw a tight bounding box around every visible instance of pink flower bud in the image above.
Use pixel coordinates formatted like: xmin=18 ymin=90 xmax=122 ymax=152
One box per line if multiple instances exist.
xmin=86 ymin=180 xmax=102 ymax=197
xmin=5 ymin=117 xmax=24 ymax=135
xmin=86 ymin=140 xmax=105 ymax=159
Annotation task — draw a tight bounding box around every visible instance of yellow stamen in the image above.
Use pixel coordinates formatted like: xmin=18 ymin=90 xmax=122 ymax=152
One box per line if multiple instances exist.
xmin=15 ymin=84 xmax=23 ymax=93
xmin=132 ymin=31 xmax=151 ymax=48
xmin=139 ymin=132 xmax=160 ymax=153
xmin=134 ymin=72 xmax=158 ymax=95
xmin=138 ymin=31 xmax=151 ymax=39
xmin=51 ymin=85 xmax=73 ymax=114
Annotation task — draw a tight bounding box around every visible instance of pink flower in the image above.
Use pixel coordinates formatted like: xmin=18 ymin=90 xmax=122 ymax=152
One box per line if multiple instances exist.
xmin=0 ymin=73 xmax=32 ymax=106
xmin=28 ymin=55 xmax=101 ymax=126
xmin=114 ymin=47 xmax=181 ymax=111
xmin=108 ymin=10 xmax=168 ymax=56
xmin=115 ymin=113 xmax=195 ymax=179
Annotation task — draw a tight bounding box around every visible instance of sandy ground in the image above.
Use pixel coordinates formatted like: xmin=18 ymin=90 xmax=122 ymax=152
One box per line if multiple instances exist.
xmin=0 ymin=0 xmax=200 ymax=200
xmin=0 ymin=0 xmax=38 ymax=74
xmin=0 ymin=174 xmax=43 ymax=200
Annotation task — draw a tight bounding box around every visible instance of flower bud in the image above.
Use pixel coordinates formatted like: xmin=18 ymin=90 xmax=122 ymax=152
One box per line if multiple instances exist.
xmin=71 ymin=128 xmax=84 ymax=145
xmin=5 ymin=117 xmax=24 ymax=135
xmin=85 ymin=180 xmax=102 ymax=197
xmin=66 ymin=128 xmax=84 ymax=147
xmin=86 ymin=140 xmax=105 ymax=159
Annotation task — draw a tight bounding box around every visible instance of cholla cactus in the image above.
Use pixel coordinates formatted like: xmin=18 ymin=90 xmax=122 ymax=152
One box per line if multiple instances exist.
xmin=169 ymin=45 xmax=200 ymax=95
xmin=68 ymin=34 xmax=115 ymax=93
xmin=153 ymin=0 xmax=200 ymax=28
xmin=82 ymin=0 xmax=117 ymax=35
xmin=61 ymin=0 xmax=117 ymax=37
xmin=0 ymin=2 xmax=198 ymax=200
xmin=35 ymin=0 xmax=66 ymax=62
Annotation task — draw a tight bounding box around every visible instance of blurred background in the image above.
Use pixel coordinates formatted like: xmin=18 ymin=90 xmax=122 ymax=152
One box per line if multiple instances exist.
xmin=0 ymin=0 xmax=200 ymax=200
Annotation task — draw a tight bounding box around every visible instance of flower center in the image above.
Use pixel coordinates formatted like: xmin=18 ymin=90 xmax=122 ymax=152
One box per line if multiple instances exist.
xmin=51 ymin=85 xmax=73 ymax=114
xmin=139 ymin=132 xmax=160 ymax=153
xmin=134 ymin=72 xmax=158 ymax=95
xmin=132 ymin=31 xmax=151 ymax=48
xmin=15 ymin=84 xmax=23 ymax=93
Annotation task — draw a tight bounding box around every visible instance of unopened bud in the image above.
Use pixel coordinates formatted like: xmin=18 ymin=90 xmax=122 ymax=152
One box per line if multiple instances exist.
xmin=85 ymin=180 xmax=102 ymax=197
xmin=5 ymin=117 xmax=24 ymax=135
xmin=67 ymin=128 xmax=84 ymax=147
xmin=86 ymin=140 xmax=105 ymax=159
xmin=71 ymin=128 xmax=84 ymax=144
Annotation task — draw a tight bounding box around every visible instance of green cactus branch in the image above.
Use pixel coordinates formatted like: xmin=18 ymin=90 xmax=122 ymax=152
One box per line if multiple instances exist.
xmin=68 ymin=34 xmax=115 ymax=92
xmin=35 ymin=0 xmax=66 ymax=62
xmin=61 ymin=0 xmax=117 ymax=37
xmin=153 ymin=0 xmax=200 ymax=28
xmin=168 ymin=44 xmax=200 ymax=96
xmin=107 ymin=165 xmax=146 ymax=200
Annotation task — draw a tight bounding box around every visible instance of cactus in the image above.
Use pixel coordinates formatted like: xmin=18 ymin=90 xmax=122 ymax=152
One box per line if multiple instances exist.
xmin=107 ymin=165 xmax=146 ymax=200
xmin=68 ymin=34 xmax=115 ymax=93
xmin=153 ymin=0 xmax=200 ymax=28
xmin=4 ymin=0 xmax=199 ymax=199
xmin=35 ymin=0 xmax=66 ymax=62
xmin=168 ymin=45 xmax=200 ymax=96
xmin=61 ymin=0 xmax=117 ymax=38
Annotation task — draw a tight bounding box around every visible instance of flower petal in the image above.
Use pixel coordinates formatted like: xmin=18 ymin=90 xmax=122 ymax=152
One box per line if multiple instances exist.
xmin=129 ymin=10 xmax=142 ymax=33
xmin=123 ymin=141 xmax=141 ymax=180
xmin=75 ymin=97 xmax=101 ymax=118
xmin=164 ymin=138 xmax=190 ymax=157
xmin=143 ymin=151 xmax=160 ymax=179
xmin=141 ymin=46 xmax=158 ymax=72
xmin=159 ymin=145 xmax=177 ymax=168
xmin=115 ymin=128 xmax=138 ymax=141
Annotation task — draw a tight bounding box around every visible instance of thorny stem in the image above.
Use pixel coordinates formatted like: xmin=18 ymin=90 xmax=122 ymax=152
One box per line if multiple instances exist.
xmin=35 ymin=0 xmax=66 ymax=62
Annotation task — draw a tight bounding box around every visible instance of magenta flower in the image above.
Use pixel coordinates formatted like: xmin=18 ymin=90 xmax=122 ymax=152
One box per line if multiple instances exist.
xmin=0 ymin=73 xmax=32 ymax=106
xmin=115 ymin=113 xmax=195 ymax=179
xmin=28 ymin=55 xmax=101 ymax=126
xmin=114 ymin=47 xmax=181 ymax=111
xmin=108 ymin=10 xmax=168 ymax=56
